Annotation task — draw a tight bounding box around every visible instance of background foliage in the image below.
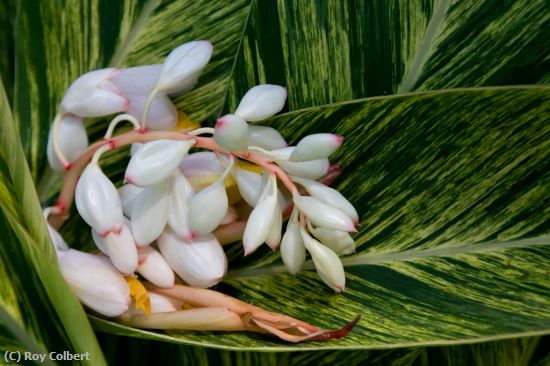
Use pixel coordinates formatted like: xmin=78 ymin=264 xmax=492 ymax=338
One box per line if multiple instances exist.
xmin=0 ymin=0 xmax=549 ymax=365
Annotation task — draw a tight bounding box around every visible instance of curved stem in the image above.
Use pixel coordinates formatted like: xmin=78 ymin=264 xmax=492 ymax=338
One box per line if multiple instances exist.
xmin=141 ymin=88 xmax=158 ymax=129
xmin=104 ymin=114 xmax=141 ymax=138
xmin=91 ymin=144 xmax=113 ymax=166
xmin=187 ymin=127 xmax=215 ymax=136
xmin=49 ymin=130 xmax=297 ymax=229
xmin=51 ymin=113 xmax=71 ymax=169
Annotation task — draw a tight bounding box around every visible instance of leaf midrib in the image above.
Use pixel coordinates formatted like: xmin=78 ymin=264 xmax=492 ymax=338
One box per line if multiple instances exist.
xmin=227 ymin=235 xmax=550 ymax=278
xmin=397 ymin=0 xmax=452 ymax=93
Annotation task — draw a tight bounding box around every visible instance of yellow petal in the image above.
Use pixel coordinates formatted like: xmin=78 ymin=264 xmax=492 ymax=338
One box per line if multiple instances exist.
xmin=125 ymin=276 xmax=152 ymax=315
xmin=171 ymin=111 xmax=201 ymax=132
xmin=236 ymin=160 xmax=262 ymax=174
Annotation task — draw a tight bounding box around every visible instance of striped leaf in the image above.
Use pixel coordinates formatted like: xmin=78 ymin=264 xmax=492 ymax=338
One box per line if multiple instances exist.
xmin=90 ymin=87 xmax=550 ymax=350
xmin=96 ymin=333 xmax=545 ymax=366
xmin=7 ymin=0 xmax=550 ymax=361
xmin=0 ymin=80 xmax=106 ymax=364
xmin=225 ymin=0 xmax=550 ymax=112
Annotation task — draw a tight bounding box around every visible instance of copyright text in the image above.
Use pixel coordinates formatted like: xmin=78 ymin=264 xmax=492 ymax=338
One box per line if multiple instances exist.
xmin=3 ymin=351 xmax=90 ymax=363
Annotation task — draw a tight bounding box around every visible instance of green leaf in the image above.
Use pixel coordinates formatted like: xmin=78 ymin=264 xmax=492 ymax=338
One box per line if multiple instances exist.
xmin=225 ymin=0 xmax=550 ymax=112
xmin=9 ymin=0 xmax=550 ymax=360
xmin=14 ymin=0 xmax=251 ymax=182
xmin=96 ymin=333 xmax=545 ymax=366
xmin=0 ymin=79 xmax=106 ymax=364
xmin=0 ymin=0 xmax=15 ymax=105
xmin=91 ymin=87 xmax=550 ymax=349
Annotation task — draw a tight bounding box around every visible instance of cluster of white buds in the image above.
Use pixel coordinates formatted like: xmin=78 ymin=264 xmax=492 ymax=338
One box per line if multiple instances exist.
xmin=45 ymin=40 xmax=359 ymax=319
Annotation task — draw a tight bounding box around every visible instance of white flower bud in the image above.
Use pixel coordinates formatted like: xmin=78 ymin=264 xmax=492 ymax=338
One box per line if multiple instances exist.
xmin=157 ymin=230 xmax=227 ymax=288
xmin=280 ymin=221 xmax=305 ymax=275
xmin=234 ymin=84 xmax=287 ymax=122
xmin=118 ymin=184 xmax=143 ymax=218
xmin=130 ymin=179 xmax=171 ymax=247
xmin=292 ymin=177 xmax=358 ymax=224
xmin=277 ymin=158 xmax=330 ymax=180
xmin=188 ymin=180 xmax=228 ymax=235
xmin=266 ymin=203 xmax=282 ymax=250
xmin=60 ymin=68 xmax=128 ymax=117
xmin=309 ymin=226 xmax=355 ymax=255
xmin=168 ymin=171 xmax=195 ymax=240
xmin=125 ymin=139 xmax=195 ymax=187
xmin=136 ymin=246 xmax=175 ymax=288
xmin=289 ymin=133 xmax=343 ymax=162
xmin=47 ymin=223 xmax=69 ymax=252
xmin=214 ymin=114 xmax=249 ymax=152
xmin=75 ymin=163 xmax=123 ymax=236
xmin=232 ymin=167 xmax=262 ymax=207
xmin=299 ymin=227 xmax=345 ymax=292
xmin=47 ymin=114 xmax=88 ymax=172
xmin=242 ymin=174 xmax=278 ymax=255
xmin=91 ymin=223 xmax=138 ymax=274
xmin=111 ymin=65 xmax=177 ymax=130
xmin=248 ymin=125 xmax=287 ymax=150
xmin=293 ymin=194 xmax=356 ymax=232
xmin=57 ymin=249 xmax=130 ymax=317
xmin=156 ymin=41 xmax=213 ymax=93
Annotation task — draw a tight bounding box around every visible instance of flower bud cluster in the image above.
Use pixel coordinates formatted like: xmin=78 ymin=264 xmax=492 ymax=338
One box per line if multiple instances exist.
xmin=45 ymin=40 xmax=359 ymax=318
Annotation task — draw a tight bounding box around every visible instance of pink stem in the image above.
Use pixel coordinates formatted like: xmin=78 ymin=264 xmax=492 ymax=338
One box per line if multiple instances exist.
xmin=49 ymin=130 xmax=298 ymax=229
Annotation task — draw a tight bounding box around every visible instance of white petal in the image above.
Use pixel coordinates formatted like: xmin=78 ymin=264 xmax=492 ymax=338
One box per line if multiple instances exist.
xmin=280 ymin=221 xmax=305 ymax=275
xmin=188 ymin=181 xmax=228 ymax=235
xmin=125 ymin=139 xmax=195 ymax=187
xmin=156 ymin=41 xmax=213 ymax=93
xmin=47 ymin=223 xmax=69 ymax=252
xmin=277 ymin=158 xmax=330 ymax=180
xmin=58 ymin=249 xmax=130 ymax=317
xmin=248 ymin=125 xmax=287 ymax=150
xmin=75 ymin=164 xmax=123 ymax=235
xmin=130 ymin=179 xmax=171 ymax=246
xmin=234 ymin=84 xmax=287 ymax=122
xmin=91 ymin=224 xmax=138 ymax=274
xmin=110 ymin=64 xmax=161 ymax=96
xmin=300 ymin=227 xmax=345 ymax=292
xmin=130 ymin=143 xmax=143 ymax=156
xmin=118 ymin=184 xmax=143 ymax=218
xmin=310 ymin=227 xmax=355 ymax=255
xmin=149 ymin=292 xmax=181 ymax=313
xmin=293 ymin=195 xmax=356 ymax=232
xmin=179 ymin=152 xmax=224 ymax=176
xmin=242 ymin=176 xmax=278 ymax=255
xmin=268 ymin=146 xmax=295 ymax=160
xmin=47 ymin=114 xmax=88 ymax=172
xmin=168 ymin=171 xmax=195 ymax=240
xmin=292 ymin=177 xmax=359 ymax=224
xmin=60 ymin=68 xmax=128 ymax=117
xmin=132 ymin=94 xmax=177 ymax=131
xmin=232 ymin=167 xmax=262 ymax=207
xmin=157 ymin=230 xmax=227 ymax=288
xmin=214 ymin=114 xmax=249 ymax=152
xmin=290 ymin=133 xmax=343 ymax=162
xmin=265 ymin=203 xmax=282 ymax=250
xmin=136 ymin=246 xmax=175 ymax=288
